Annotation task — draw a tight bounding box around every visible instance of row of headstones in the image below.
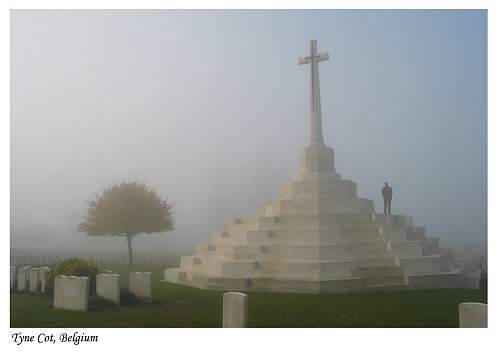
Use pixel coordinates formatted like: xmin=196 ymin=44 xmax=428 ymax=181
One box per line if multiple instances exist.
xmin=11 ymin=266 xmax=51 ymax=292
xmin=11 ymin=254 xmax=180 ymax=266
xmin=10 ymin=267 xmax=486 ymax=327
xmin=54 ymin=272 xmax=152 ymax=311
xmin=223 ymin=294 xmax=488 ymax=328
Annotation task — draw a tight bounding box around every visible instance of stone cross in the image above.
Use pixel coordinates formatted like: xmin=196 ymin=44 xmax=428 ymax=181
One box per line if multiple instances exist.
xmin=299 ymin=40 xmax=329 ymax=146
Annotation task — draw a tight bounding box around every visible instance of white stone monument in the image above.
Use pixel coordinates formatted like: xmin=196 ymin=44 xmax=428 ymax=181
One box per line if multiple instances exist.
xmin=53 ymin=275 xmax=89 ymax=312
xmin=17 ymin=266 xmax=31 ymax=292
xmin=223 ymin=292 xmax=247 ymax=328
xmin=129 ymin=272 xmax=152 ymax=303
xmin=459 ymin=302 xmax=487 ymax=328
xmin=164 ymin=40 xmax=461 ymax=293
xmin=97 ymin=273 xmax=120 ymax=306
xmin=39 ymin=267 xmax=51 ymax=292
xmin=28 ymin=268 xmax=40 ymax=293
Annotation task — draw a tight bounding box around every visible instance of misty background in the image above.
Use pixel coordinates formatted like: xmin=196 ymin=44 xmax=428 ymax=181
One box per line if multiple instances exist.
xmin=11 ymin=10 xmax=486 ymax=257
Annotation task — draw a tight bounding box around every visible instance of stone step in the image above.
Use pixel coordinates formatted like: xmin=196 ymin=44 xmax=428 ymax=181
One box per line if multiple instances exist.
xmin=387 ymin=241 xmax=423 ymax=257
xmin=406 ymin=226 xmax=427 ymax=240
xmin=211 ymin=231 xmax=230 ymax=241
xmin=227 ymin=219 xmax=258 ymax=233
xmin=341 ymin=226 xmax=382 ymax=237
xmin=358 ymin=283 xmax=409 ymax=292
xmin=355 ymin=256 xmax=396 ymax=266
xmin=398 ymin=255 xmax=443 ymax=275
xmin=334 ymin=214 xmax=375 ymax=224
xmin=197 ymin=242 xmax=396 ymax=261
xmin=347 ymin=242 xmax=388 ymax=251
xmin=362 ymin=275 xmax=406 ymax=286
xmin=353 ymin=265 xmax=402 ymax=277
xmin=328 ymin=213 xmax=411 ymax=229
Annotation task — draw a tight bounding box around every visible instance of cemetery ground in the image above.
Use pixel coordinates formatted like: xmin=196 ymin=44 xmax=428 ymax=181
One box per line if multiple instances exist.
xmin=11 ymin=264 xmax=487 ymax=328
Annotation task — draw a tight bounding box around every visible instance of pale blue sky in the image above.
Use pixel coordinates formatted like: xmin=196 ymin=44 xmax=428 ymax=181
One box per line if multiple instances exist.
xmin=11 ymin=10 xmax=486 ymax=252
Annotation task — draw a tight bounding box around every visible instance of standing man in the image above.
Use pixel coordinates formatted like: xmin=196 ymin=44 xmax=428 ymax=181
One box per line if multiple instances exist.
xmin=382 ymin=182 xmax=393 ymax=215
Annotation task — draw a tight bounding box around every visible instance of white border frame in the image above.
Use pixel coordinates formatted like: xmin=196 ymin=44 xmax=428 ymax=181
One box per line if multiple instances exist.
xmin=2 ymin=1 xmax=497 ymax=351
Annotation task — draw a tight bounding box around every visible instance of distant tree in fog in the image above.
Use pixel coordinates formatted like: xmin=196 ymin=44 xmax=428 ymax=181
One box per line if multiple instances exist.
xmin=78 ymin=181 xmax=174 ymax=265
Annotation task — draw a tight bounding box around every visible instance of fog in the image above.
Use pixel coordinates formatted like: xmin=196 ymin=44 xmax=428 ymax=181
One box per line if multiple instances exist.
xmin=11 ymin=10 xmax=486 ymax=256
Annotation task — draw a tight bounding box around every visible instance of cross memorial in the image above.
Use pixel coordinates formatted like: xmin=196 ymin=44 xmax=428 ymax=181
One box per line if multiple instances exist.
xmin=299 ymin=40 xmax=330 ymax=146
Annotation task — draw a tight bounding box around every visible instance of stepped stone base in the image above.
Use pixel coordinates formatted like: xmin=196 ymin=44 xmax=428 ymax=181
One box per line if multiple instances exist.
xmin=165 ymin=144 xmax=464 ymax=294
xmin=164 ymin=268 xmax=461 ymax=293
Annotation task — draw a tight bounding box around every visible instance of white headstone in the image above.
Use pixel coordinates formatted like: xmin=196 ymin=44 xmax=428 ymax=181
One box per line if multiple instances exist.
xmin=129 ymin=272 xmax=152 ymax=303
xmin=459 ymin=302 xmax=487 ymax=328
xmin=39 ymin=267 xmax=51 ymax=292
xmin=29 ymin=268 xmax=40 ymax=292
xmin=223 ymin=292 xmax=247 ymax=328
xmin=460 ymin=270 xmax=482 ymax=289
xmin=10 ymin=266 xmax=17 ymax=290
xmin=53 ymin=275 xmax=89 ymax=312
xmin=17 ymin=266 xmax=31 ymax=292
xmin=97 ymin=273 xmax=120 ymax=306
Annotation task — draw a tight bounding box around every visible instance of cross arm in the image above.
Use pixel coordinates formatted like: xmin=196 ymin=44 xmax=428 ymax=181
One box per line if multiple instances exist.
xmin=298 ymin=52 xmax=329 ymax=65
xmin=317 ymin=52 xmax=329 ymax=62
xmin=298 ymin=56 xmax=310 ymax=65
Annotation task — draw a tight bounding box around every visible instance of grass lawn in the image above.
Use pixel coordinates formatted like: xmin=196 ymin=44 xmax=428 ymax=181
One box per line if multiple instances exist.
xmin=10 ymin=264 xmax=487 ymax=328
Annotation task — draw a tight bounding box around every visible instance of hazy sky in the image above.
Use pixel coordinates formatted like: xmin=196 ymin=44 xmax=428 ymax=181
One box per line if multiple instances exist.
xmin=11 ymin=10 xmax=486 ymax=253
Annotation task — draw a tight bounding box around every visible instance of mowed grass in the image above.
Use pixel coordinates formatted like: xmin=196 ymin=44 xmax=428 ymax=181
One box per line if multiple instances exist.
xmin=10 ymin=264 xmax=487 ymax=328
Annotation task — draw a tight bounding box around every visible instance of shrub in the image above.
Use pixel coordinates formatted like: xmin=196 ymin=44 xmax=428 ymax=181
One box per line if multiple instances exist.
xmin=44 ymin=258 xmax=98 ymax=296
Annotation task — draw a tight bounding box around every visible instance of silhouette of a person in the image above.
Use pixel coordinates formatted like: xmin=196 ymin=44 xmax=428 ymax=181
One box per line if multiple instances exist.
xmin=382 ymin=182 xmax=393 ymax=214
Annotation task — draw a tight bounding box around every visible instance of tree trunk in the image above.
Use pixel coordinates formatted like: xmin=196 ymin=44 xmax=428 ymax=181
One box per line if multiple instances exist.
xmin=126 ymin=234 xmax=133 ymax=266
